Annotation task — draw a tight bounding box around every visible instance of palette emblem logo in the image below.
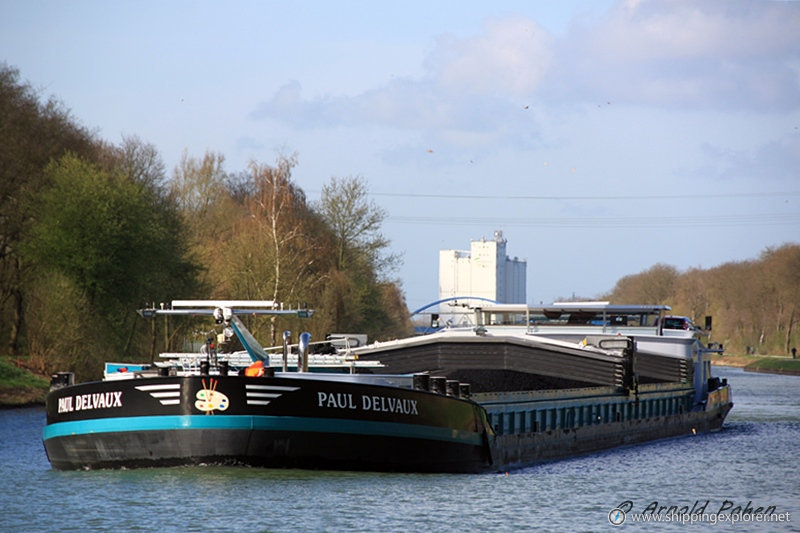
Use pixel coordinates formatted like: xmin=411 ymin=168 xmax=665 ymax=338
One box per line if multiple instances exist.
xmin=195 ymin=378 xmax=229 ymax=414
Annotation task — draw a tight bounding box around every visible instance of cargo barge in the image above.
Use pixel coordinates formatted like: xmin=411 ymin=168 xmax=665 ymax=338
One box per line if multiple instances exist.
xmin=43 ymin=301 xmax=731 ymax=472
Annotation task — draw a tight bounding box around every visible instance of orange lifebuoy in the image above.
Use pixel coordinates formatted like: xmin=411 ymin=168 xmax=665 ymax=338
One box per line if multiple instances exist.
xmin=244 ymin=360 xmax=265 ymax=377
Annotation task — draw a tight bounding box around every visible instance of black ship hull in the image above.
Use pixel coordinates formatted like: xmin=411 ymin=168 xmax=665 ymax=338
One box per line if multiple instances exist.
xmin=43 ymin=372 xmax=732 ymax=473
xmin=43 ymin=375 xmax=494 ymax=472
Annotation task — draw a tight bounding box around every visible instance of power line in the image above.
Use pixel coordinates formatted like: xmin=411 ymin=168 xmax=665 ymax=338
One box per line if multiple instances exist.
xmin=386 ymin=212 xmax=800 ymax=228
xmin=372 ymin=191 xmax=800 ymax=201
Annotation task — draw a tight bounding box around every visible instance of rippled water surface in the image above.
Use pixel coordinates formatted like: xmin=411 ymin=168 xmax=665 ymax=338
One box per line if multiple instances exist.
xmin=3 ymin=367 xmax=799 ymax=532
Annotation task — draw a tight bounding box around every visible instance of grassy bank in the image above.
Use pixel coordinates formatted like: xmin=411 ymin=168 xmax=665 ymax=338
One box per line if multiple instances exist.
xmin=743 ymin=356 xmax=800 ymax=376
xmin=0 ymin=357 xmax=48 ymax=407
xmin=712 ymin=352 xmax=800 ymax=375
xmin=710 ymin=353 xmax=761 ymax=368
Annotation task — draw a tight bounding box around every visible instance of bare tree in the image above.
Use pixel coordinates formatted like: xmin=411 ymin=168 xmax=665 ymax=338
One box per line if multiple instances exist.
xmin=233 ymin=154 xmax=324 ymax=343
xmin=318 ymin=175 xmax=398 ymax=277
xmin=607 ymin=264 xmax=678 ymax=305
xmin=171 ymin=150 xmax=228 ymax=219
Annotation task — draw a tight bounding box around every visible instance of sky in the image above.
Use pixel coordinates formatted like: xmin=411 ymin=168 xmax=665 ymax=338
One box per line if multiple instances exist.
xmin=3 ymin=0 xmax=799 ymax=312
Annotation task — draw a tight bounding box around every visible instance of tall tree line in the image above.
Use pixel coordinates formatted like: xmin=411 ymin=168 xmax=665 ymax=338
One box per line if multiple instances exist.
xmin=0 ymin=65 xmax=411 ymax=380
xmin=171 ymin=151 xmax=412 ymax=348
xmin=1 ymin=65 xmax=202 ymax=378
xmin=604 ymin=244 xmax=800 ymax=355
xmin=1 ymin=65 xmax=96 ymax=359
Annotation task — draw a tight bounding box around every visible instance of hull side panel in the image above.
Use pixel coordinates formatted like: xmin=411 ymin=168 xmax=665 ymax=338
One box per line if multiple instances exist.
xmin=43 ymin=376 xmax=493 ymax=472
xmin=44 ymin=428 xmax=490 ymax=473
xmin=491 ymin=400 xmax=732 ymax=469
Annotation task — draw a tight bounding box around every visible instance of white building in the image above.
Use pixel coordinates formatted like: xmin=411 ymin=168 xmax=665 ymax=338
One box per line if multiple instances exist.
xmin=438 ymin=230 xmax=527 ymax=307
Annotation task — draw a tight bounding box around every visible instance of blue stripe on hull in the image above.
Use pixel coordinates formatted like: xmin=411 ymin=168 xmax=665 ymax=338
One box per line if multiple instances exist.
xmin=43 ymin=415 xmax=483 ymax=446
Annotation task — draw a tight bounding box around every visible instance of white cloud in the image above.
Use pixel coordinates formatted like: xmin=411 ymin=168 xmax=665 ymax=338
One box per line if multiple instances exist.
xmin=250 ymin=80 xmax=338 ymax=127
xmin=250 ymin=17 xmax=551 ymax=154
xmin=715 ymin=135 xmax=800 ymax=183
xmin=549 ymin=0 xmax=800 ymax=109
xmin=251 ymin=0 xmax=800 ymax=153
xmin=426 ymin=17 xmax=553 ymax=98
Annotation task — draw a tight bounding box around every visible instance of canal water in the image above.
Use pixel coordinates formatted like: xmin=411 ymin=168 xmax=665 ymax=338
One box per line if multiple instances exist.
xmin=2 ymin=366 xmax=798 ymax=532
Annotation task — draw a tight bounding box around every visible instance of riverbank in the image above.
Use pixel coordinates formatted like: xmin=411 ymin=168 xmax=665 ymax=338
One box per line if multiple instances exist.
xmin=742 ymin=357 xmax=800 ymax=376
xmin=710 ymin=353 xmax=759 ymax=368
xmin=711 ymin=353 xmax=800 ymax=376
xmin=0 ymin=357 xmax=48 ymax=407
